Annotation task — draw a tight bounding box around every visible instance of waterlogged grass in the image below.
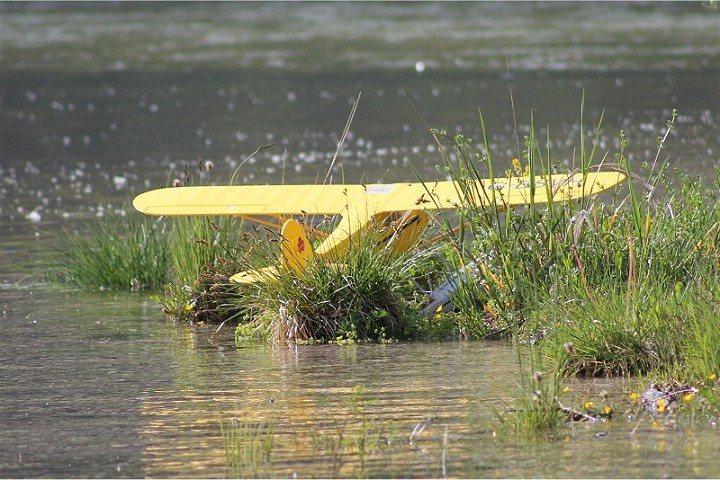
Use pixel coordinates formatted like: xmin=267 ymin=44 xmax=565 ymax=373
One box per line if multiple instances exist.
xmin=220 ymin=385 xmax=458 ymax=478
xmin=496 ymin=348 xmax=569 ymax=438
xmin=309 ymin=385 xmax=405 ymax=477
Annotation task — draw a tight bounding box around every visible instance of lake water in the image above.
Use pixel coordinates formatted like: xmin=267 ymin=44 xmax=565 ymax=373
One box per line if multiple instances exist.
xmin=1 ymin=2 xmax=719 ymax=477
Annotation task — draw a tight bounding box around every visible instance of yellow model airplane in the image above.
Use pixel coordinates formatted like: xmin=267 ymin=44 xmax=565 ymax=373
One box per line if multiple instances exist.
xmin=132 ymin=170 xmax=626 ymax=284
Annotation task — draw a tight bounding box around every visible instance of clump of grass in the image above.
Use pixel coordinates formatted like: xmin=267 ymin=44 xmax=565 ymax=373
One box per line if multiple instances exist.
xmin=220 ymin=418 xmax=274 ymax=478
xmin=542 ymin=164 xmax=720 ymax=378
xmin=546 ymin=288 xmax=684 ymax=377
xmin=436 ymin=106 xmax=718 ymax=348
xmin=429 ymin=118 xmax=611 ymax=337
xmin=154 ymin=215 xmax=251 ymax=322
xmin=247 ymin=226 xmax=427 ymax=343
xmin=47 ymin=210 xmax=171 ymax=291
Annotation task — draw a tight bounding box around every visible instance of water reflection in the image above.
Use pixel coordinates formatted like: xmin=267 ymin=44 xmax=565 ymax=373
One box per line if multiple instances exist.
xmin=138 ymin=337 xmax=523 ymax=477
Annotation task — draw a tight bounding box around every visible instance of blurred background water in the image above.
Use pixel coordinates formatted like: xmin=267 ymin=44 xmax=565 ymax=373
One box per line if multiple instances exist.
xmin=1 ymin=2 xmax=719 ymax=477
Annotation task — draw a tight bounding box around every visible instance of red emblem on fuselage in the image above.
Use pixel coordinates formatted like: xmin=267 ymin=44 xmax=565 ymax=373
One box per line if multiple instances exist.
xmin=297 ymin=238 xmax=305 ymax=253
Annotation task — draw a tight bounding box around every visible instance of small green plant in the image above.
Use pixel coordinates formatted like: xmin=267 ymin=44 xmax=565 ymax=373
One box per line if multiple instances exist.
xmin=235 ymin=316 xmax=271 ymax=345
xmin=220 ymin=418 xmax=274 ymax=478
xmin=499 ymin=347 xmax=568 ymax=438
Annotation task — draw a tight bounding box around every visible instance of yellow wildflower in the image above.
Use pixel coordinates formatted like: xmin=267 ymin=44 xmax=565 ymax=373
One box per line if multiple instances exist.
xmin=683 ymin=393 xmax=694 ymax=402
xmin=512 ymin=158 xmax=522 ymax=173
xmin=603 ymin=405 xmax=613 ymax=415
xmin=656 ymin=397 xmax=667 ymax=413
xmin=184 ymin=303 xmax=194 ymax=312
xmin=583 ymin=401 xmax=594 ymax=410
xmin=562 ymin=386 xmax=570 ymax=393
xmin=629 ymin=392 xmax=640 ymax=401
xmin=710 ymin=374 xmax=717 ymax=381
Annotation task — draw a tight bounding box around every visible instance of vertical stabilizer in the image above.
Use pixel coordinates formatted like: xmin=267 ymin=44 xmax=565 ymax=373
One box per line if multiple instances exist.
xmin=280 ymin=219 xmax=313 ymax=273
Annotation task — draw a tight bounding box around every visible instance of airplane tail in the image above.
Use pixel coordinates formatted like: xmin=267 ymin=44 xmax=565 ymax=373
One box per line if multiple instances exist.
xmin=279 ymin=218 xmax=313 ymax=273
xmin=230 ymin=219 xmax=313 ymax=284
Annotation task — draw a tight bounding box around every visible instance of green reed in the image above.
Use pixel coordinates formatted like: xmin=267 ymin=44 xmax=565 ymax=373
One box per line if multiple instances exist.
xmin=47 ymin=210 xmax=171 ymax=291
xmin=678 ymin=285 xmax=720 ymax=382
xmin=164 ymin=215 xmax=244 ymax=285
xmin=220 ymin=418 xmax=274 ymax=478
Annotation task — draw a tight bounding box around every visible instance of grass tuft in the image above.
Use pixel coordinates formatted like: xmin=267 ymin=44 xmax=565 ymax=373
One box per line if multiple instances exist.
xmin=47 ymin=210 xmax=171 ymax=291
xmin=247 ymin=226 xmax=427 ymax=343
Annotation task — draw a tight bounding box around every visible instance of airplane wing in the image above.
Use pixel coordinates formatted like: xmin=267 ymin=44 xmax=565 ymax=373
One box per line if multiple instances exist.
xmin=133 ymin=171 xmax=626 ymax=218
xmin=132 ymin=184 xmax=366 ymax=217
xmin=368 ymin=170 xmax=626 ymax=212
